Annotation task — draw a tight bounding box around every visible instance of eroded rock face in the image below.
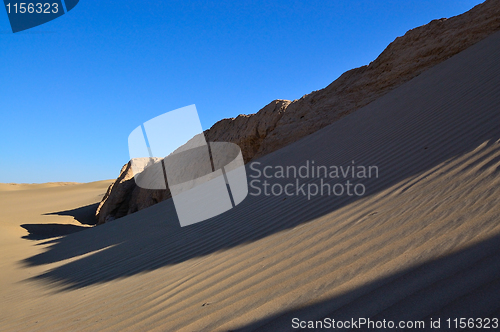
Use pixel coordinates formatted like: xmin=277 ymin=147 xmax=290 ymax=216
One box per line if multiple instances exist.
xmin=95 ymin=162 xmax=170 ymax=225
xmin=204 ymin=99 xmax=291 ymax=163
xmin=96 ymin=0 xmax=500 ymax=224
xmin=253 ymin=0 xmax=500 ymax=159
xmin=95 ymin=100 xmax=289 ymax=225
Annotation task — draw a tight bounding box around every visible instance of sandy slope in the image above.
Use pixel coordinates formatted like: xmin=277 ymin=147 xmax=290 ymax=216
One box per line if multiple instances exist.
xmin=2 ymin=32 xmax=500 ymax=332
xmin=0 ymin=181 xmax=112 ymax=329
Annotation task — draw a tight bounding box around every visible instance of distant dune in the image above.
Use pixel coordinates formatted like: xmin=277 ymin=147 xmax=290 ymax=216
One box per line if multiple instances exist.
xmin=96 ymin=0 xmax=500 ymax=224
xmin=1 ymin=17 xmax=500 ymax=331
xmin=0 ymin=182 xmax=82 ymax=191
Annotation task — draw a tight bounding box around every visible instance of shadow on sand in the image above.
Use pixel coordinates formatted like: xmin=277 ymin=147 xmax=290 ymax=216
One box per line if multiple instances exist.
xmin=20 ymin=202 xmax=99 ymax=241
xmin=43 ymin=202 xmax=99 ymax=226
xmin=21 ymin=223 xmax=90 ymax=240
xmin=19 ymin=31 xmax=500 ymax=295
xmin=231 ymin=234 xmax=500 ymax=331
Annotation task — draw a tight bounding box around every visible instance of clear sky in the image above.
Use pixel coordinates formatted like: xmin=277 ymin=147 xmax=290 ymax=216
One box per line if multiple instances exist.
xmin=0 ymin=0 xmax=484 ymax=183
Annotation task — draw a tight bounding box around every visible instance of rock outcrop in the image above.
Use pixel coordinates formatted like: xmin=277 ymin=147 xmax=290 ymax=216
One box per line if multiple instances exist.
xmin=95 ymin=162 xmax=171 ymax=224
xmin=96 ymin=0 xmax=500 ymax=224
xmin=95 ymin=100 xmax=289 ymax=224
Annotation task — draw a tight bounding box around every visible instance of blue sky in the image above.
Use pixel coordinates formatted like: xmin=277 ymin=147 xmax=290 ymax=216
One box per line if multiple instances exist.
xmin=0 ymin=0 xmax=484 ymax=183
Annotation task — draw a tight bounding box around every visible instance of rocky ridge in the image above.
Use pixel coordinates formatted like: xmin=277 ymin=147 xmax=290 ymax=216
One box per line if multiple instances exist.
xmin=96 ymin=0 xmax=500 ymax=224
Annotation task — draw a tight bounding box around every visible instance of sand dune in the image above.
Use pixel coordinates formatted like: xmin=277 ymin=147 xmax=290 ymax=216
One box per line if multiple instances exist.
xmin=2 ymin=31 xmax=500 ymax=332
xmin=95 ymin=0 xmax=500 ymax=224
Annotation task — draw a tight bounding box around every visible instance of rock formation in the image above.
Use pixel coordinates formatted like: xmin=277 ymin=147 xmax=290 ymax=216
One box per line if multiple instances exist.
xmin=96 ymin=0 xmax=500 ymax=224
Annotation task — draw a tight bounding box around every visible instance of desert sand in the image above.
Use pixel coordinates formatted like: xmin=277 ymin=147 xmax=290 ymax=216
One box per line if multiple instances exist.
xmin=2 ymin=25 xmax=500 ymax=332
